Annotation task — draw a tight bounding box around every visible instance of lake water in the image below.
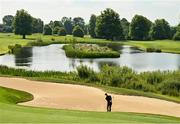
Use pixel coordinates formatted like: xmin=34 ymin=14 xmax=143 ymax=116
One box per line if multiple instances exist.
xmin=0 ymin=44 xmax=180 ymax=72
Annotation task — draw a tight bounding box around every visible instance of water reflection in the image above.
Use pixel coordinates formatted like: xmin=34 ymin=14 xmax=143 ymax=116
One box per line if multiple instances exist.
xmin=0 ymin=44 xmax=180 ymax=72
xmin=15 ymin=47 xmax=32 ymax=67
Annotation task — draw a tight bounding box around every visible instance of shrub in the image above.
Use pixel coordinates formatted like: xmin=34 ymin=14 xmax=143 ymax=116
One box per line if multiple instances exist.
xmin=43 ymin=25 xmax=52 ymax=35
xmin=146 ymin=48 xmax=161 ymax=53
xmin=98 ymin=65 xmax=136 ymax=86
xmin=8 ymin=44 xmax=22 ymax=54
xmin=140 ymin=71 xmax=165 ymax=85
xmin=76 ymin=65 xmax=95 ymax=79
xmin=58 ymin=27 xmax=67 ymax=36
xmin=159 ymin=80 xmax=180 ymax=96
xmin=72 ymin=25 xmax=84 ymax=37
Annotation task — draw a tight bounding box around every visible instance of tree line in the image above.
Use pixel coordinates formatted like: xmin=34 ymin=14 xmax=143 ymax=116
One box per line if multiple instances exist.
xmin=0 ymin=8 xmax=180 ymax=40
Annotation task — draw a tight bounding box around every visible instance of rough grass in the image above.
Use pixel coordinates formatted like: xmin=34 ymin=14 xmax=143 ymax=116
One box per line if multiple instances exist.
xmin=63 ymin=44 xmax=120 ymax=58
xmin=0 ymin=87 xmax=180 ymax=123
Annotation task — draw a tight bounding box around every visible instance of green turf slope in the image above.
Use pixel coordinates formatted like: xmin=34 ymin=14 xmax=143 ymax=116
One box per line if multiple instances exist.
xmin=0 ymin=86 xmax=180 ymax=123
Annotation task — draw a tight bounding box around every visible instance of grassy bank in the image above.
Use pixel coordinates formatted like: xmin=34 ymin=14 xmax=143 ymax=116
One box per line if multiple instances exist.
xmin=1 ymin=33 xmax=180 ymax=55
xmin=1 ymin=86 xmax=180 ymax=123
xmin=0 ymin=33 xmax=116 ymax=54
xmin=0 ymin=65 xmax=180 ymax=103
xmin=63 ymin=44 xmax=120 ymax=58
xmin=125 ymin=40 xmax=180 ymax=54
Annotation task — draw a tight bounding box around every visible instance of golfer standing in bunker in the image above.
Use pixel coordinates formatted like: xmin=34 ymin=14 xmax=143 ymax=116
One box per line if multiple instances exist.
xmin=105 ymin=93 xmax=112 ymax=112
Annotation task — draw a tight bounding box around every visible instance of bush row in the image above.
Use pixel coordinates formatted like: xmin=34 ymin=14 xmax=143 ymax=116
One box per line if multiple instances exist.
xmin=76 ymin=65 xmax=180 ymax=97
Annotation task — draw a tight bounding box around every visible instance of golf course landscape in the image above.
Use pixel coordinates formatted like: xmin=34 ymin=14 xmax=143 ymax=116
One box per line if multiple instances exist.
xmin=1 ymin=0 xmax=180 ymax=123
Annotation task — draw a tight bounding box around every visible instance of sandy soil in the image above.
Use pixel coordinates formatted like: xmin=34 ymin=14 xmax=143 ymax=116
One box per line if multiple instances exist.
xmin=0 ymin=77 xmax=180 ymax=117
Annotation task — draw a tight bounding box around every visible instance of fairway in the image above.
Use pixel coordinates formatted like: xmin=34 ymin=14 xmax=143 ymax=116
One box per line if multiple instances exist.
xmin=0 ymin=77 xmax=180 ymax=118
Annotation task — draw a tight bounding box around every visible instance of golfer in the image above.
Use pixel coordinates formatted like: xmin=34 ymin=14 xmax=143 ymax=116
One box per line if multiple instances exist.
xmin=105 ymin=93 xmax=112 ymax=112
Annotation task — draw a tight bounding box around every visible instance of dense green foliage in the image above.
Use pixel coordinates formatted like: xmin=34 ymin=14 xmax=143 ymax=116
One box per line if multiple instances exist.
xmin=72 ymin=25 xmax=84 ymax=37
xmin=32 ymin=18 xmax=44 ymax=33
xmin=96 ymin=8 xmax=124 ymax=40
xmin=150 ymin=19 xmax=171 ymax=40
xmin=43 ymin=24 xmax=52 ymax=35
xmin=173 ymin=24 xmax=180 ymax=40
xmin=89 ymin=14 xmax=96 ymax=38
xmin=77 ymin=65 xmax=180 ymax=97
xmin=173 ymin=31 xmax=180 ymax=40
xmin=0 ymin=15 xmax=14 ymax=33
xmin=58 ymin=27 xmax=67 ymax=36
xmin=121 ymin=18 xmax=130 ymax=39
xmin=63 ymin=44 xmax=120 ymax=58
xmin=3 ymin=15 xmax=14 ymax=26
xmin=53 ymin=26 xmax=61 ymax=35
xmin=13 ymin=9 xmax=33 ymax=39
xmin=73 ymin=17 xmax=85 ymax=32
xmin=61 ymin=17 xmax=73 ymax=35
xmin=129 ymin=15 xmax=151 ymax=40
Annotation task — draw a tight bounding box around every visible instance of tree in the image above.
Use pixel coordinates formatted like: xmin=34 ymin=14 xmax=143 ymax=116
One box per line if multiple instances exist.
xmin=73 ymin=17 xmax=85 ymax=28
xmin=73 ymin=17 xmax=85 ymax=32
xmin=173 ymin=24 xmax=180 ymax=40
xmin=53 ymin=26 xmax=61 ymax=34
xmin=129 ymin=15 xmax=151 ymax=40
xmin=121 ymin=18 xmax=130 ymax=39
xmin=43 ymin=24 xmax=52 ymax=35
xmin=170 ymin=26 xmax=177 ymax=39
xmin=53 ymin=21 xmax=63 ymax=28
xmin=32 ymin=18 xmax=44 ymax=33
xmin=58 ymin=27 xmax=67 ymax=36
xmin=89 ymin=14 xmax=96 ymax=38
xmin=73 ymin=25 xmax=84 ymax=37
xmin=2 ymin=15 xmax=14 ymax=33
xmin=13 ymin=9 xmax=33 ymax=39
xmin=3 ymin=15 xmax=14 ymax=26
xmin=61 ymin=17 xmax=73 ymax=34
xmin=95 ymin=8 xmax=124 ymax=40
xmin=150 ymin=19 xmax=171 ymax=40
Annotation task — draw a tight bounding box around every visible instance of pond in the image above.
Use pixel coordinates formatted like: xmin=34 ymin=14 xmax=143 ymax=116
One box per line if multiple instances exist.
xmin=0 ymin=44 xmax=180 ymax=72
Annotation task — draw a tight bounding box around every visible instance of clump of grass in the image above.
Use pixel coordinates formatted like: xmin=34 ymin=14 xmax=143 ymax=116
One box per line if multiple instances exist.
xmin=146 ymin=48 xmax=162 ymax=53
xmin=63 ymin=44 xmax=120 ymax=58
xmin=8 ymin=44 xmax=22 ymax=54
xmin=51 ymin=37 xmax=55 ymax=41
xmin=36 ymin=37 xmax=43 ymax=43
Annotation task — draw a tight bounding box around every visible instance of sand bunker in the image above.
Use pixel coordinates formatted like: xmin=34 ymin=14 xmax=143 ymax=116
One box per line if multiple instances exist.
xmin=0 ymin=77 xmax=180 ymax=117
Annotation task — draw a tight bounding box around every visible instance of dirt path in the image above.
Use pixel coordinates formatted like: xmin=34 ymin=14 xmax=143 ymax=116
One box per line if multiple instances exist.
xmin=0 ymin=77 xmax=180 ymax=117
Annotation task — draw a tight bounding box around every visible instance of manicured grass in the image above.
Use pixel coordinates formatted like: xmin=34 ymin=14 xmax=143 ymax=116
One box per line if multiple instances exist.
xmin=63 ymin=44 xmax=120 ymax=58
xmin=125 ymin=40 xmax=180 ymax=54
xmin=0 ymin=86 xmax=180 ymax=123
xmin=0 ymin=33 xmax=33 ymax=55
